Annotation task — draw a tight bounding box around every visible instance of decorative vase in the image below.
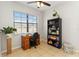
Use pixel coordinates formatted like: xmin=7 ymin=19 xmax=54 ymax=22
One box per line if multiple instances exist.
xmin=6 ymin=34 xmax=12 ymax=39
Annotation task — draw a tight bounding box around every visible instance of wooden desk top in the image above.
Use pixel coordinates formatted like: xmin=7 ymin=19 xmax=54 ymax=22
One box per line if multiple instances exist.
xmin=21 ymin=35 xmax=32 ymax=40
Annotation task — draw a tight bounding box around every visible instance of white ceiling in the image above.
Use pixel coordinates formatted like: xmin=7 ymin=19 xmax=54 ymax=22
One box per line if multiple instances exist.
xmin=17 ymin=1 xmax=60 ymax=12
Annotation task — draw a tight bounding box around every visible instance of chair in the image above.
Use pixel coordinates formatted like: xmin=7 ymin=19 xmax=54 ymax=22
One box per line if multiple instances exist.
xmin=30 ymin=32 xmax=39 ymax=48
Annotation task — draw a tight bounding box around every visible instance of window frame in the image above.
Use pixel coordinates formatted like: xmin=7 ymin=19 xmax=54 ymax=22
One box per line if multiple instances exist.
xmin=13 ymin=11 xmax=38 ymax=34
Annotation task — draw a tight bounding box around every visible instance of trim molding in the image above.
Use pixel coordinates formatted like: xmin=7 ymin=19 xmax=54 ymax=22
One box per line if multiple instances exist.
xmin=1 ymin=45 xmax=21 ymax=54
xmin=0 ymin=52 xmax=2 ymax=57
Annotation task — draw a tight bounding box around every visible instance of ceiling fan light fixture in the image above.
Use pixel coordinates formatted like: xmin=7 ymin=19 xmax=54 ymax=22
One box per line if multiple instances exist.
xmin=37 ymin=2 xmax=41 ymax=8
xmin=27 ymin=1 xmax=51 ymax=8
xmin=37 ymin=1 xmax=44 ymax=8
xmin=41 ymin=2 xmax=44 ymax=7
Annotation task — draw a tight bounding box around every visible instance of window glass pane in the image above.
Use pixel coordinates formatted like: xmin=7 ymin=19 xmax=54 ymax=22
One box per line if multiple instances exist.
xmin=14 ymin=11 xmax=27 ymax=34
xmin=21 ymin=24 xmax=27 ymax=34
xmin=21 ymin=18 xmax=27 ymax=23
xmin=14 ymin=12 xmax=21 ymax=17
xmin=14 ymin=23 xmax=21 ymax=34
xmin=28 ymin=15 xmax=37 ymax=23
xmin=29 ymin=24 xmax=37 ymax=33
xmin=14 ymin=11 xmax=27 ymax=18
xmin=21 ymin=13 xmax=27 ymax=18
xmin=14 ymin=17 xmax=21 ymax=22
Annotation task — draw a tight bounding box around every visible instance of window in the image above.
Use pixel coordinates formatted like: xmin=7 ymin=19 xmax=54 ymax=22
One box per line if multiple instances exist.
xmin=13 ymin=11 xmax=37 ymax=34
xmin=28 ymin=15 xmax=37 ymax=33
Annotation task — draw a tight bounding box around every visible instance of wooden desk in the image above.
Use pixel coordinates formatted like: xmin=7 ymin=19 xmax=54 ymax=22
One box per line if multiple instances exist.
xmin=21 ymin=35 xmax=40 ymax=50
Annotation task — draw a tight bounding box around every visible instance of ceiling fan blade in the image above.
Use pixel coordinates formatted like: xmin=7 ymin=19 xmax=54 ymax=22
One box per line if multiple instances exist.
xmin=27 ymin=1 xmax=37 ymax=4
xmin=42 ymin=2 xmax=51 ymax=6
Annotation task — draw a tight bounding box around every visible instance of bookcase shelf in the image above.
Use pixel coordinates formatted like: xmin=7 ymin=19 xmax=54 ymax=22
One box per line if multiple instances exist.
xmin=47 ymin=18 xmax=62 ymax=49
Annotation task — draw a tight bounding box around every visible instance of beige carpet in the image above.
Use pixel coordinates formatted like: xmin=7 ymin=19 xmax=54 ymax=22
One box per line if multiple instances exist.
xmin=2 ymin=41 xmax=79 ymax=57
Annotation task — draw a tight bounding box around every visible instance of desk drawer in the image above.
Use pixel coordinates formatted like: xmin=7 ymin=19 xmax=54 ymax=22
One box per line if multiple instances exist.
xmin=21 ymin=36 xmax=30 ymax=50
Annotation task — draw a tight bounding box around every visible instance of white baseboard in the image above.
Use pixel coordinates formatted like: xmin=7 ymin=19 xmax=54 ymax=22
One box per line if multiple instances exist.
xmin=0 ymin=52 xmax=2 ymax=57
xmin=12 ymin=45 xmax=21 ymax=50
xmin=1 ymin=50 xmax=6 ymax=54
xmin=1 ymin=45 xmax=21 ymax=54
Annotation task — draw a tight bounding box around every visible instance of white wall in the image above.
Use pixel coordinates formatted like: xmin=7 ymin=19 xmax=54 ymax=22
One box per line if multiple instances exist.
xmin=0 ymin=2 xmax=43 ymax=52
xmin=0 ymin=33 xmax=2 ymax=56
xmin=43 ymin=1 xmax=79 ymax=50
xmin=0 ymin=4 xmax=2 ymax=56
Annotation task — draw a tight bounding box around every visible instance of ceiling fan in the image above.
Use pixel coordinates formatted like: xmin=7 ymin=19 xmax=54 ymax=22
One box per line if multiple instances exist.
xmin=27 ymin=1 xmax=51 ymax=8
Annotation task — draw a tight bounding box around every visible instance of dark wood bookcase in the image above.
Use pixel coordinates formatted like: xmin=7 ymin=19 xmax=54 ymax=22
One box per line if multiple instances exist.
xmin=47 ymin=18 xmax=62 ymax=49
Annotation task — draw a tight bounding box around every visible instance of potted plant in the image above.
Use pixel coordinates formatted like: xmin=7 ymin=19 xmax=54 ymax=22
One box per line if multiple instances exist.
xmin=52 ymin=9 xmax=60 ymax=18
xmin=0 ymin=26 xmax=17 ymax=38
xmin=0 ymin=26 xmax=17 ymax=54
